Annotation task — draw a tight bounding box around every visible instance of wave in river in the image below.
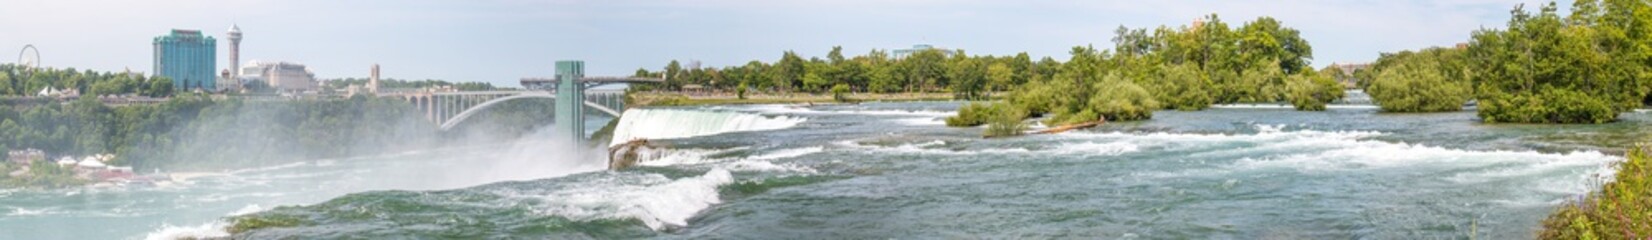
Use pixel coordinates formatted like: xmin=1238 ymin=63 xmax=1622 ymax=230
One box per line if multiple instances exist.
xmin=609 ymin=108 xmax=806 ymax=147
xmin=1058 ymin=125 xmax=1621 ymax=201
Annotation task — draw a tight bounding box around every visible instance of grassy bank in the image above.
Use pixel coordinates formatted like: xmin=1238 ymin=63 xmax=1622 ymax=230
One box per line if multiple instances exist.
xmin=628 ymin=92 xmax=959 ymax=107
xmin=1539 ymin=145 xmax=1651 ymax=239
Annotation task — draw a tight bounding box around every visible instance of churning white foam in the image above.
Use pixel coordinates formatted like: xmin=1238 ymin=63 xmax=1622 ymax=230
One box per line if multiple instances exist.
xmin=634 ymin=146 xmax=820 ymax=173
xmin=144 ymin=222 xmax=230 ymax=240
xmin=1079 ymin=125 xmax=1622 ymax=197
xmin=516 ymin=168 xmax=735 ymax=230
xmin=1052 ymin=141 xmax=1142 ymax=156
xmin=838 ymin=140 xmax=1032 ymax=155
xmin=747 ymin=146 xmax=825 ymax=160
xmin=610 ymin=108 xmax=806 ymax=147
xmin=8 ymin=207 xmax=52 ymax=216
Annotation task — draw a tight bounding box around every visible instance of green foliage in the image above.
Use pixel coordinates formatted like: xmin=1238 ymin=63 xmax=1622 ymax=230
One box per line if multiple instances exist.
xmin=945 ymin=102 xmax=995 ymax=127
xmin=1085 ymin=77 xmax=1161 ymax=123
xmin=736 ymin=82 xmax=748 ymax=99
xmin=830 ymin=84 xmax=851 ymax=102
xmin=1155 ymin=64 xmax=1214 ymax=111
xmin=983 ymin=103 xmax=1028 ymax=138
xmin=944 ymin=102 xmax=1029 ymax=138
xmin=1470 ymin=1 xmax=1652 ymax=123
xmin=0 ymin=95 xmax=556 ymax=173
xmin=1285 ymin=70 xmax=1345 ymax=111
xmin=0 ymin=64 xmax=175 ymax=97
xmin=1479 ymin=88 xmax=1617 ymax=124
xmin=1366 ymin=52 xmax=1473 ymax=112
xmin=1539 ymin=145 xmax=1652 ymax=239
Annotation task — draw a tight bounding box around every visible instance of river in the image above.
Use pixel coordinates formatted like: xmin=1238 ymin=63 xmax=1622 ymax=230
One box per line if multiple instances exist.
xmin=2 ymin=99 xmax=1647 ymax=239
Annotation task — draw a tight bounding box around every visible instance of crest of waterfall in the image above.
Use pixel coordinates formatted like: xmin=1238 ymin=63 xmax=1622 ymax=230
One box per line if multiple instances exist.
xmin=608 ymin=108 xmax=806 ymax=147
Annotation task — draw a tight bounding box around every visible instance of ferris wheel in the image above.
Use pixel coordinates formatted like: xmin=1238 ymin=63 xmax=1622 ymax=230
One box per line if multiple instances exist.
xmin=18 ymin=44 xmax=39 ymax=77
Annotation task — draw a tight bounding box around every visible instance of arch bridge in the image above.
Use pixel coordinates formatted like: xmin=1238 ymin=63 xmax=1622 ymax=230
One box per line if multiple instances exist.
xmin=397 ymin=61 xmax=663 ymax=158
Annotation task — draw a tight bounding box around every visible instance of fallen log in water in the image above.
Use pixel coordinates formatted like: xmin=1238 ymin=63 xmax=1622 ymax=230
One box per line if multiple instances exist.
xmin=1033 ymin=119 xmax=1107 ymax=135
xmin=980 ymin=119 xmax=1107 ymax=139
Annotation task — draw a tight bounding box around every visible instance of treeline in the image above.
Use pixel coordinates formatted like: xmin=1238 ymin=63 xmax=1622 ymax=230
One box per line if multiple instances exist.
xmin=322 ymin=78 xmax=507 ymax=91
xmin=635 ymin=47 xmax=1050 ymax=100
xmin=0 ymin=94 xmax=555 ymax=172
xmin=946 ymin=15 xmax=1342 ymax=129
xmin=1366 ymin=1 xmax=1652 ymax=124
xmin=0 ymin=64 xmax=174 ymax=97
xmin=0 ymin=95 xmax=436 ymax=171
xmin=1363 ymin=47 xmax=1475 ymax=112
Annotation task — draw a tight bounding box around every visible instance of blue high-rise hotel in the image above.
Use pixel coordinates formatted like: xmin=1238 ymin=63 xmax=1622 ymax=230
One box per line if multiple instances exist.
xmin=153 ymin=29 xmax=216 ymax=91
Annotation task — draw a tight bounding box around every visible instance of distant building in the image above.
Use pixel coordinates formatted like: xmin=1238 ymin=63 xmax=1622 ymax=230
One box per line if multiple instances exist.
xmin=227 ymin=25 xmax=243 ymax=78
xmin=369 ymin=64 xmax=381 ymax=94
xmin=153 ymin=29 xmax=217 ymax=91
xmin=7 ymin=148 xmax=44 ymax=165
xmin=240 ymin=61 xmax=317 ymax=92
xmin=217 ymin=69 xmax=238 ymax=92
xmin=892 ymin=44 xmax=960 ymax=59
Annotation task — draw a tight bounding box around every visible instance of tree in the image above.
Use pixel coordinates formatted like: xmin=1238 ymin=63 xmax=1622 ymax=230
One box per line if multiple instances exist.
xmin=947 ymin=52 xmax=988 ymax=100
xmin=1470 ymin=2 xmax=1648 ymax=123
xmin=1085 ymin=74 xmax=1161 ymax=122
xmin=736 ymin=82 xmax=748 ymax=99
xmin=774 ymin=52 xmax=806 ymax=91
xmin=1285 ymin=70 xmax=1345 ymax=111
xmin=664 ymin=60 xmax=684 ymax=90
xmin=1157 ymin=63 xmax=1213 ymax=110
xmin=986 ymin=63 xmax=1014 ymax=93
xmin=831 ymin=84 xmax=851 ymax=102
xmin=1366 ymin=48 xmax=1473 ymax=112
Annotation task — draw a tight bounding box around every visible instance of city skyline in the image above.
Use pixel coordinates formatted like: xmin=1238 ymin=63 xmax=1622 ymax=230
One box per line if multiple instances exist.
xmin=1 ymin=0 xmax=1571 ymax=87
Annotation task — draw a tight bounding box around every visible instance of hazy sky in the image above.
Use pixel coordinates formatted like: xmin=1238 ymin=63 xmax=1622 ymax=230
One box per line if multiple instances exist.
xmin=0 ymin=0 xmax=1568 ymax=87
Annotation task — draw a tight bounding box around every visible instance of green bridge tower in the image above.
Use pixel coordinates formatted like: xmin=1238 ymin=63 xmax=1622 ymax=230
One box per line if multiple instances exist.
xmin=554 ymin=60 xmax=586 ymax=156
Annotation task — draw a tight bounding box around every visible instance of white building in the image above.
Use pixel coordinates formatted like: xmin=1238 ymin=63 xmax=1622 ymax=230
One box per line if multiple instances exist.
xmin=240 ymin=60 xmax=317 ymax=92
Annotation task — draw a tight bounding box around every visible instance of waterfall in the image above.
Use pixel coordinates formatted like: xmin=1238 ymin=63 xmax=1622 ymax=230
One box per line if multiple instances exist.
xmin=608 ymin=108 xmax=806 ymax=147
xmin=1335 ymin=89 xmax=1374 ymax=105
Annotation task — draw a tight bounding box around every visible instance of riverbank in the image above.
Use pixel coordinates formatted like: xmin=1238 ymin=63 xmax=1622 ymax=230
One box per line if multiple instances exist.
xmin=628 ymin=92 xmax=961 ymax=107
xmin=1539 ymin=145 xmax=1651 ymax=239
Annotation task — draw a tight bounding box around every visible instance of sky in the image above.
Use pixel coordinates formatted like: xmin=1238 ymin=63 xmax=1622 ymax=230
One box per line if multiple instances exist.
xmin=0 ymin=0 xmax=1571 ymax=87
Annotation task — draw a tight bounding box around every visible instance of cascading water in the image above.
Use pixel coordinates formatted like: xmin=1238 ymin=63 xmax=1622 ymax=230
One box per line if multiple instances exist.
xmin=608 ymin=108 xmax=806 ymax=147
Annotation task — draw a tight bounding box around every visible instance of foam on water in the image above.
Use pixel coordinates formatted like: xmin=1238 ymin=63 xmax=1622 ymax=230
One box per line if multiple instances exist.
xmin=838 ymin=140 xmax=1032 ymax=155
xmin=747 ymin=146 xmax=825 ymax=160
xmin=144 ymin=222 xmax=230 ymax=240
xmin=1051 ymin=141 xmax=1142 ymax=156
xmin=8 ymin=207 xmax=52 ymax=216
xmin=513 ymin=168 xmax=736 ymax=230
xmin=636 ymin=146 xmax=821 ymax=173
xmin=610 ymin=108 xmax=806 ymax=147
xmin=1066 ymin=125 xmax=1620 ymax=198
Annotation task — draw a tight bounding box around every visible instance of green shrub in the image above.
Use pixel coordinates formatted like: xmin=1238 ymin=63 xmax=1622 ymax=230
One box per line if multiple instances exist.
xmin=1367 ymin=61 xmax=1472 ymax=112
xmin=947 ymin=101 xmax=1029 ymax=138
xmin=1086 ymin=78 xmax=1160 ymax=122
xmin=1007 ymin=77 xmax=1064 ymax=116
xmin=736 ymin=82 xmax=748 ymax=100
xmin=945 ymin=102 xmax=994 ymax=127
xmin=983 ymin=103 xmax=1029 ymax=138
xmin=1479 ymin=88 xmax=1616 ymax=124
xmin=830 ymin=84 xmax=851 ymax=102
xmin=1539 ymin=145 xmax=1652 ymax=239
xmin=1285 ymin=71 xmax=1345 ymax=111
xmin=1156 ymin=64 xmax=1214 ymax=111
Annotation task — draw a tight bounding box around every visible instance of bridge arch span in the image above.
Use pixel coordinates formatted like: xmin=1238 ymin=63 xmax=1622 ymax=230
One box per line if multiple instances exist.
xmin=438 ymin=93 xmax=622 ymax=131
